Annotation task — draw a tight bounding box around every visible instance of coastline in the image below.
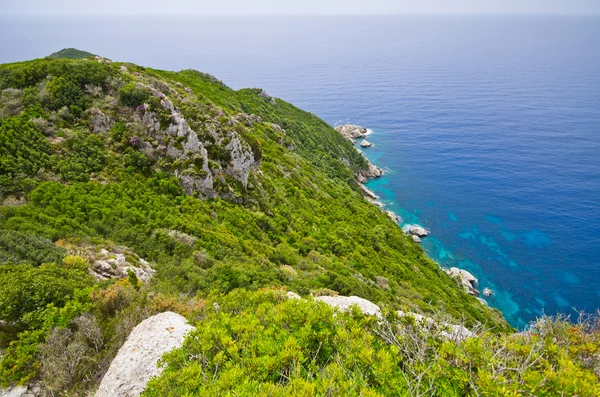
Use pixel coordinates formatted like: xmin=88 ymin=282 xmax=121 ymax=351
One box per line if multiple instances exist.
xmin=336 ymin=124 xmax=495 ymax=308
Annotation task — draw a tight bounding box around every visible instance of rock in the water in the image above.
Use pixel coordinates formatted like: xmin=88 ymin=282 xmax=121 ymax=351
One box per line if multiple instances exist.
xmin=402 ymin=224 xmax=430 ymax=237
xmin=359 ymin=184 xmax=379 ymax=200
xmin=95 ymin=312 xmax=194 ymax=397
xmin=316 ymin=295 xmax=381 ymax=317
xmin=360 ymin=139 xmax=373 ymax=148
xmin=483 ymin=288 xmax=494 ymax=297
xmin=445 ymin=267 xmax=480 ymax=296
xmin=412 ymin=235 xmax=422 ymax=243
xmin=385 ymin=210 xmax=400 ymax=223
xmin=359 ymin=161 xmax=384 ymax=180
xmin=334 ymin=124 xmax=368 ymax=142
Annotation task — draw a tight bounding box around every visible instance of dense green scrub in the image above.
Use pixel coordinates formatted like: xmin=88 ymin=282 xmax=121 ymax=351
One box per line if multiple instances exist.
xmin=143 ymin=289 xmax=600 ymax=397
xmin=0 ymin=52 xmax=595 ymax=395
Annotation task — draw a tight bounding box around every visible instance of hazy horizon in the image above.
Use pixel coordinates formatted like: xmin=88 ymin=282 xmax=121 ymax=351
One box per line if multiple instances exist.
xmin=3 ymin=0 xmax=600 ymax=16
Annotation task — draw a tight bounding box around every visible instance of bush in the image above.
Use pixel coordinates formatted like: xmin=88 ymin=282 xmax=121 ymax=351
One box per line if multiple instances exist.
xmin=0 ymin=262 xmax=93 ymax=323
xmin=119 ymin=83 xmax=150 ymax=108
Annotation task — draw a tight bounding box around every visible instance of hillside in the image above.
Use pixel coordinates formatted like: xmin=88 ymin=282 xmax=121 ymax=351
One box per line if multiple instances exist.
xmin=0 ymin=52 xmax=598 ymax=396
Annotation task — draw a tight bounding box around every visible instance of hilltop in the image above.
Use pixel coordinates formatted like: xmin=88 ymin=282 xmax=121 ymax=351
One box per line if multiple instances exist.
xmin=0 ymin=51 xmax=598 ymax=396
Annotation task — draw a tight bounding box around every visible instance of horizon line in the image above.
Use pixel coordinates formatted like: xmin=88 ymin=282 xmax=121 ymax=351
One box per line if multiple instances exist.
xmin=2 ymin=12 xmax=600 ymax=17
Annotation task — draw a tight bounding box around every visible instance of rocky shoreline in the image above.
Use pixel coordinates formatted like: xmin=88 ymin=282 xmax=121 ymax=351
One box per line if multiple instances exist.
xmin=335 ymin=123 xmax=493 ymax=304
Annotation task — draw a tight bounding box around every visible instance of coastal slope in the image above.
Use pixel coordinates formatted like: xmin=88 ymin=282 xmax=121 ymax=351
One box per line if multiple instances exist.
xmin=2 ymin=51 xmax=596 ymax=396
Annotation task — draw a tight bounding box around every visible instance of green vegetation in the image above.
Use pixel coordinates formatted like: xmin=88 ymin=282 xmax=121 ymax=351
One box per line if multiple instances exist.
xmin=0 ymin=52 xmax=597 ymax=396
xmin=48 ymin=48 xmax=97 ymax=60
xmin=144 ymin=289 xmax=600 ymax=397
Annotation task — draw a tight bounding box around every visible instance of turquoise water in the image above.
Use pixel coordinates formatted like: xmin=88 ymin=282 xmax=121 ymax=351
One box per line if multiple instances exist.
xmin=2 ymin=15 xmax=599 ymax=328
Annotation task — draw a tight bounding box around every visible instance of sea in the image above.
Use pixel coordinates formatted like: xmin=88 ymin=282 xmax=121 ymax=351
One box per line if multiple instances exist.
xmin=1 ymin=15 xmax=599 ymax=329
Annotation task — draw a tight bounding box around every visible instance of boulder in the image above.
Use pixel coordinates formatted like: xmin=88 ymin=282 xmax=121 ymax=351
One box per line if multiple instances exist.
xmin=286 ymin=291 xmax=301 ymax=300
xmin=483 ymin=288 xmax=494 ymax=297
xmin=316 ymin=295 xmax=381 ymax=317
xmin=95 ymin=312 xmax=194 ymax=397
xmin=402 ymin=224 xmax=429 ymax=237
xmin=334 ymin=124 xmax=368 ymax=142
xmin=360 ymin=139 xmax=373 ymax=148
xmin=412 ymin=235 xmax=422 ymax=243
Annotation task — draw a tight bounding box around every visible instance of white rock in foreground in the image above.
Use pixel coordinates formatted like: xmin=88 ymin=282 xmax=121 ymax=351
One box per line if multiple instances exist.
xmin=0 ymin=386 xmax=28 ymax=397
xmin=95 ymin=312 xmax=194 ymax=397
xmin=316 ymin=295 xmax=381 ymax=317
xmin=360 ymin=139 xmax=373 ymax=147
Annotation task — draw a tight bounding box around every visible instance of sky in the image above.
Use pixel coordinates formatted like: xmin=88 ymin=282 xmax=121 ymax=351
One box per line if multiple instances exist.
xmin=2 ymin=0 xmax=600 ymax=16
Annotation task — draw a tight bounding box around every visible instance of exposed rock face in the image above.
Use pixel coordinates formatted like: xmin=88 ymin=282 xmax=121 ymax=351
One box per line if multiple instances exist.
xmin=316 ymin=295 xmax=382 ymax=317
xmin=397 ymin=311 xmax=473 ymax=342
xmin=402 ymin=224 xmax=430 ymax=238
xmin=286 ymin=291 xmax=301 ymax=300
xmin=334 ymin=124 xmax=368 ymax=142
xmin=385 ymin=210 xmax=400 ymax=223
xmin=360 ymin=139 xmax=373 ymax=148
xmin=445 ymin=267 xmax=480 ymax=296
xmin=359 ymin=184 xmax=379 ymax=200
xmin=95 ymin=312 xmax=194 ymax=397
xmin=89 ymin=108 xmax=113 ymax=133
xmin=132 ymin=83 xmax=259 ymax=199
xmin=89 ymin=248 xmax=154 ymax=283
xmin=359 ymin=162 xmax=384 ymax=181
xmin=412 ymin=235 xmax=422 ymax=244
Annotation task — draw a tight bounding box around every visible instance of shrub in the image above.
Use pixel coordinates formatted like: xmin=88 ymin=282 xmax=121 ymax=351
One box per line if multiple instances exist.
xmin=118 ymin=83 xmax=150 ymax=107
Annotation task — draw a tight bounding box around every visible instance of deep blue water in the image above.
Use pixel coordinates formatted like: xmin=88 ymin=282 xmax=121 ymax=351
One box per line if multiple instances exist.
xmin=2 ymin=15 xmax=599 ymax=329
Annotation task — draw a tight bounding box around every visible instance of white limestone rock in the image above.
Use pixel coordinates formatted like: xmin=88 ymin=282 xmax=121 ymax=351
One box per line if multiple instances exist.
xmin=334 ymin=124 xmax=368 ymax=142
xmin=316 ymin=295 xmax=381 ymax=317
xmin=360 ymin=139 xmax=373 ymax=148
xmin=402 ymin=224 xmax=430 ymax=237
xmin=445 ymin=267 xmax=480 ymax=297
xmin=94 ymin=312 xmax=194 ymax=397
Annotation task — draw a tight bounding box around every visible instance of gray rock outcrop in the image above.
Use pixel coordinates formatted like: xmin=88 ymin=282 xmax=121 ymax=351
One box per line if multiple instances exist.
xmin=133 ymin=83 xmax=259 ymax=199
xmin=95 ymin=312 xmax=194 ymax=397
xmin=445 ymin=267 xmax=480 ymax=296
xmin=358 ymin=162 xmax=384 ymax=181
xmin=397 ymin=311 xmax=473 ymax=342
xmin=334 ymin=124 xmax=368 ymax=142
xmin=89 ymin=248 xmax=154 ymax=283
xmin=385 ymin=210 xmax=400 ymax=223
xmin=360 ymin=139 xmax=373 ymax=148
xmin=89 ymin=108 xmax=113 ymax=133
